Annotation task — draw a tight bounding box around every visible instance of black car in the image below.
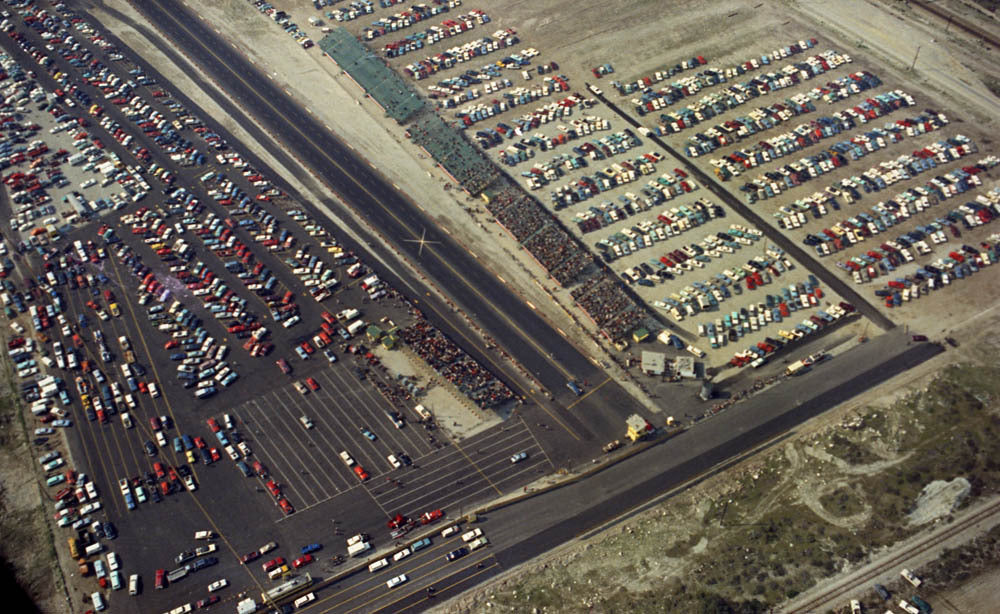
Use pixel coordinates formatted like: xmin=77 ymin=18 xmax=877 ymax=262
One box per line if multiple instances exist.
xmin=103 ymin=521 xmax=117 ymax=540
xmin=190 ymin=556 xmax=218 ymax=571
xmin=143 ymin=440 xmax=157 ymax=456
xmin=873 ymin=583 xmax=890 ymax=600
xmin=446 ymin=547 xmax=468 ymax=562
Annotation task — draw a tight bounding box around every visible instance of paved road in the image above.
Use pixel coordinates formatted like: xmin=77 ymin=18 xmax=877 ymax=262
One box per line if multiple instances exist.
xmin=289 ymin=332 xmax=942 ymax=611
xmin=588 ymin=88 xmax=897 ymax=333
xmin=119 ymin=0 xmax=657 ymax=448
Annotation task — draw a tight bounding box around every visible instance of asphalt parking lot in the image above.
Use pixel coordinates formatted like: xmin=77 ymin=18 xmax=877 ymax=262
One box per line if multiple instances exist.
xmin=0 ymin=4 xmax=572 ymax=612
xmin=232 ymin=366 xmax=549 ymax=520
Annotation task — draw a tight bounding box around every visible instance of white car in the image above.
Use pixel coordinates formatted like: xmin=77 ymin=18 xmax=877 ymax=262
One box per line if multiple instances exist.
xmin=207 ymin=579 xmax=228 ymax=592
xmin=368 ymin=558 xmax=389 ymax=573
xmin=385 ymin=574 xmax=408 ymax=589
xmin=392 ymin=548 xmax=411 ymax=562
xmin=106 ymin=552 xmax=120 ymax=572
xmin=510 ymin=452 xmax=528 ymax=464
xmin=387 ymin=454 xmax=401 ymax=469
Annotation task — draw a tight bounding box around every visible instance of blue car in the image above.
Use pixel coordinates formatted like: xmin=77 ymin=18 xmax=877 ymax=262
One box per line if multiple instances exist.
xmin=300 ymin=543 xmax=322 ymax=555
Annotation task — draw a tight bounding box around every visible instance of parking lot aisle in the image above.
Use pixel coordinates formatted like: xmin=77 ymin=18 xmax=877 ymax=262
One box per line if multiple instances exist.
xmin=266 ymin=386 xmax=352 ymax=493
xmin=291 ymin=390 xmax=361 ymax=493
xmin=374 ymin=449 xmax=543 ymax=515
xmin=107 ymin=256 xmax=205 ymax=482
xmin=56 ymin=285 xmax=142 ymax=478
xmin=88 ymin=294 xmax=158 ymax=474
xmin=234 ymin=404 xmax=315 ymax=511
xmin=319 ymin=366 xmax=422 ymax=459
xmin=310 ymin=369 xmax=395 ymax=472
xmin=31 ymin=263 xmax=127 ymax=515
xmin=240 ymin=396 xmax=334 ymax=504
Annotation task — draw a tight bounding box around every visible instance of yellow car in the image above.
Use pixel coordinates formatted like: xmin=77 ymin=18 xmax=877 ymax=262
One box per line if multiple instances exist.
xmin=109 ymin=302 xmax=121 ymax=317
xmin=186 ymin=450 xmax=197 ymax=464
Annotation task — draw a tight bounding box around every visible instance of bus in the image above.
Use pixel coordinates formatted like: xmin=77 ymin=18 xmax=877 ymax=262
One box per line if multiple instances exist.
xmin=261 ymin=573 xmax=313 ymax=606
xmin=67 ymin=537 xmax=79 ymax=559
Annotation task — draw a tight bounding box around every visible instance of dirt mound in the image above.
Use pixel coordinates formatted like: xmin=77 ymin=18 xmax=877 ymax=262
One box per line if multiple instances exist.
xmin=908 ymin=478 xmax=971 ymax=526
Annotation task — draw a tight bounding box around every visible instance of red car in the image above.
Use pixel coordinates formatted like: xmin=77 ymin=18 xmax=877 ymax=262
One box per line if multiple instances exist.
xmin=210 ymin=448 xmax=221 ymax=462
xmin=196 ymin=596 xmax=219 ymax=609
xmin=262 ymin=557 xmax=285 ymax=573
xmin=299 ymin=341 xmax=314 ymax=355
xmin=292 ymin=554 xmax=313 ymax=568
xmin=193 ymin=436 xmax=206 ymax=449
xmin=276 ymin=359 xmax=291 ymax=375
xmin=164 ymin=340 xmax=179 ymax=350
xmin=278 ymin=498 xmax=294 ymax=515
xmin=387 ymin=513 xmax=407 ymax=529
xmin=149 ymin=416 xmax=162 ymax=431
xmin=305 ymin=377 xmax=319 ymax=391
xmin=206 ymin=418 xmax=220 ymax=433
xmin=265 ymin=480 xmax=281 ymax=498
xmin=420 ymin=509 xmax=444 ymax=525
xmin=353 ymin=465 xmax=369 ymax=481
xmin=241 ymin=551 xmax=260 ymax=564
xmin=153 ymin=462 xmax=166 ymax=479
xmin=155 ymin=568 xmax=166 ymax=590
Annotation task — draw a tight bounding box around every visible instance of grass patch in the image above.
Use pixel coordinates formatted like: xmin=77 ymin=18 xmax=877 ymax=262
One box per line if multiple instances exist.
xmin=826 ymin=433 xmax=880 ymax=466
xmin=819 ymin=485 xmax=865 ymax=517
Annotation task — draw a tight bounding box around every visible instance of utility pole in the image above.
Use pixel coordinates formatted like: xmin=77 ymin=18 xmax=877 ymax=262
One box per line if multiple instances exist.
xmin=909 ymin=45 xmax=921 ymax=71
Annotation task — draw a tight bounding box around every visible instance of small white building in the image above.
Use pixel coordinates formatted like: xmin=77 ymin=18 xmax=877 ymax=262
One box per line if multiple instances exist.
xmin=641 ymin=351 xmax=665 ymax=376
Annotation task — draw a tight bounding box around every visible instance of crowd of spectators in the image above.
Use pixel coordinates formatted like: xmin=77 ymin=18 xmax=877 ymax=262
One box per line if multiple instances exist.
xmin=400 ymin=320 xmax=515 ymax=409
xmin=484 ymin=182 xmax=594 ymax=286
xmin=571 ymin=274 xmax=647 ymax=340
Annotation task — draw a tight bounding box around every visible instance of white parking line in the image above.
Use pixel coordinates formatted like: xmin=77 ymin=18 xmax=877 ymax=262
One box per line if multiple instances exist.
xmin=268 ymin=388 xmax=350 ymax=493
xmin=244 ymin=398 xmax=331 ymax=504
xmin=238 ymin=407 xmax=312 ymax=505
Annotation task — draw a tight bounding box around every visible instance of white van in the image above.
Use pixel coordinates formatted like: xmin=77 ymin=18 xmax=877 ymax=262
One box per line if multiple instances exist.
xmin=128 ymin=573 xmax=139 ymax=595
xmin=461 ymin=528 xmax=483 ymax=543
xmin=294 ymin=592 xmax=316 ymax=608
xmin=368 ymin=558 xmax=389 ymax=573
xmin=85 ymin=542 xmax=103 ymax=556
xmin=91 ymin=591 xmax=106 ymax=611
xmin=195 ymin=530 xmax=215 ymax=540
xmin=347 ymin=540 xmax=371 ymax=557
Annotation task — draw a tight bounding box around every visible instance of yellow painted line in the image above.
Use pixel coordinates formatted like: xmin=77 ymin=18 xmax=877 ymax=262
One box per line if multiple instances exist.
xmin=300 ymin=537 xmax=466 ymax=613
xmin=108 ymin=257 xmax=268 ymax=597
xmin=385 ymin=558 xmax=501 ymax=614
xmin=525 ymin=301 xmax=535 ymax=310
xmin=154 ymin=8 xmax=582 ymax=441
xmin=566 ymin=376 xmax=612 ymax=410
